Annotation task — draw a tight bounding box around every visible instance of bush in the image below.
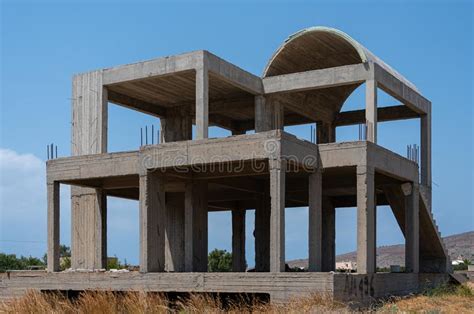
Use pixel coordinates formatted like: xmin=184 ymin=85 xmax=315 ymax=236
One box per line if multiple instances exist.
xmin=0 ymin=253 xmax=45 ymax=272
xmin=208 ymin=249 xmax=232 ymax=272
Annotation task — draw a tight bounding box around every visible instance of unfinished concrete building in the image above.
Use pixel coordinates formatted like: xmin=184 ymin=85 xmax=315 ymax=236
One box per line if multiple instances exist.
xmin=2 ymin=27 xmax=452 ymax=303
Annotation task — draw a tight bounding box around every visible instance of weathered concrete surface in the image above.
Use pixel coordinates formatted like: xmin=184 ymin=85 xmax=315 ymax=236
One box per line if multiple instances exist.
xmin=308 ymin=170 xmax=322 ymax=272
xmin=356 ymin=165 xmax=376 ymax=274
xmin=232 ymin=205 xmax=246 ymax=272
xmin=1 ymin=271 xmax=450 ymax=304
xmin=47 ymin=182 xmax=60 ymax=272
xmin=71 ymin=71 xmax=108 ymax=270
xmin=255 ymin=187 xmax=271 ymax=272
xmin=269 ymin=158 xmax=286 ymax=272
xmin=184 ymin=181 xmax=208 ymax=272
xmin=139 ymin=172 xmax=166 ymax=272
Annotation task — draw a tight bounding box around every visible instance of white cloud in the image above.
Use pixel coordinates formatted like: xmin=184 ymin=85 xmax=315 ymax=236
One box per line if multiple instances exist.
xmin=0 ymin=148 xmax=138 ymax=263
xmin=0 ymin=148 xmax=48 ymax=257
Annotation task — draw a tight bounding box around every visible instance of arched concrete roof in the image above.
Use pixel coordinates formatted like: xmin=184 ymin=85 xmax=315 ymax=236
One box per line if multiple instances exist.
xmin=263 ymin=26 xmax=418 ymax=92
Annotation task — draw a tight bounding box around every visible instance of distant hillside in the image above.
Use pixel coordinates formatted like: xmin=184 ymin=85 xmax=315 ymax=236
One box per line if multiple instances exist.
xmin=288 ymin=231 xmax=474 ymax=269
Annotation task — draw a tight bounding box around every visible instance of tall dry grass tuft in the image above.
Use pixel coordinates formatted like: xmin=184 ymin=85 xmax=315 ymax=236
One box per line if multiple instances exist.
xmin=0 ymin=290 xmax=73 ymax=313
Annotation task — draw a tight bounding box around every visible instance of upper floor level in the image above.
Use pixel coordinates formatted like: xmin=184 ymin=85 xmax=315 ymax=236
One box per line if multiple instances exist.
xmin=69 ymin=26 xmax=432 ymax=193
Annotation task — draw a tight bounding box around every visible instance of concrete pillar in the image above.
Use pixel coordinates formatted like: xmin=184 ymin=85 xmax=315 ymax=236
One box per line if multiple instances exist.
xmin=71 ymin=71 xmax=108 ymax=270
xmin=269 ymin=158 xmax=286 ymax=272
xmin=420 ymin=110 xmax=432 ymax=208
xmin=184 ymin=181 xmax=208 ymax=272
xmin=165 ymin=193 xmax=185 ymax=272
xmin=47 ymin=182 xmax=60 ymax=272
xmin=322 ymin=198 xmax=336 ymax=271
xmin=255 ymin=187 xmax=270 ymax=272
xmin=71 ymin=187 xmax=107 ymax=270
xmin=196 ymin=67 xmax=209 ymax=139
xmin=308 ymin=170 xmax=322 ymax=272
xmin=356 ymin=165 xmax=376 ymax=274
xmin=405 ymin=182 xmax=420 ymax=273
xmin=365 ymin=79 xmax=378 ymax=143
xmin=160 ymin=108 xmax=192 ymax=143
xmin=139 ymin=172 xmax=166 ymax=272
xmin=255 ymin=96 xmax=284 ymax=132
xmin=316 ymin=122 xmax=336 ymax=143
xmin=232 ymin=205 xmax=246 ymax=272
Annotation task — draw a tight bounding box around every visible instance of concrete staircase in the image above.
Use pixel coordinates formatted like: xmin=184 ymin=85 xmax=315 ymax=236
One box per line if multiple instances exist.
xmin=383 ymin=185 xmax=451 ymax=273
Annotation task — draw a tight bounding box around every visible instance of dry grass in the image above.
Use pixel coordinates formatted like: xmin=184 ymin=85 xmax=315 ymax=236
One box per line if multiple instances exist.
xmin=0 ymin=291 xmax=346 ymax=314
xmin=379 ymin=283 xmax=474 ymax=313
xmin=1 ymin=284 xmax=472 ymax=313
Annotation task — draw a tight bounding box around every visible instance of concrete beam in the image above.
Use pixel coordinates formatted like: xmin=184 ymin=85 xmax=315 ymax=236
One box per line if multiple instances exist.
xmin=374 ymin=63 xmax=430 ymax=114
xmin=356 ymin=165 xmax=376 ymax=274
xmin=269 ymin=158 xmax=286 ymax=272
xmin=47 ymin=182 xmax=60 ymax=272
xmin=405 ymin=182 xmax=420 ymax=273
xmin=139 ymin=173 xmax=166 ymax=272
xmin=232 ymin=205 xmax=246 ymax=272
xmin=47 ymin=151 xmax=139 ymax=183
xmin=102 ymin=51 xmax=201 ymax=85
xmin=184 ymin=181 xmax=208 ymax=272
xmin=205 ymin=52 xmax=263 ymax=95
xmin=334 ymin=105 xmax=419 ymax=127
xmin=108 ymin=90 xmax=166 ymax=118
xmin=367 ymin=142 xmax=419 ymax=182
xmin=262 ymin=63 xmax=369 ymax=94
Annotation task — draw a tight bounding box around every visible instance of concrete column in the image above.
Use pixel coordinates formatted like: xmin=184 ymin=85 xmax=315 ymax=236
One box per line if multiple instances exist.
xmin=160 ymin=108 xmax=192 ymax=143
xmin=47 ymin=182 xmax=60 ymax=272
xmin=139 ymin=172 xmax=166 ymax=272
xmin=165 ymin=193 xmax=185 ymax=272
xmin=71 ymin=187 xmax=107 ymax=270
xmin=269 ymin=158 xmax=286 ymax=272
xmin=420 ymin=110 xmax=432 ymax=208
xmin=71 ymin=71 xmax=108 ymax=270
xmin=365 ymin=79 xmax=378 ymax=143
xmin=196 ymin=67 xmax=209 ymax=139
xmin=184 ymin=181 xmax=208 ymax=272
xmin=255 ymin=96 xmax=284 ymax=132
xmin=308 ymin=170 xmax=322 ymax=272
xmin=322 ymin=198 xmax=336 ymax=271
xmin=405 ymin=182 xmax=420 ymax=273
xmin=232 ymin=205 xmax=246 ymax=272
xmin=255 ymin=187 xmax=270 ymax=272
xmin=316 ymin=122 xmax=336 ymax=143
xmin=356 ymin=165 xmax=376 ymax=274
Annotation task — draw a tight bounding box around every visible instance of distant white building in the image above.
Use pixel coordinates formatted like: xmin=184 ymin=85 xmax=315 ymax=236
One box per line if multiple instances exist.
xmin=336 ymin=261 xmax=356 ymax=271
xmin=452 ymin=255 xmax=465 ymax=266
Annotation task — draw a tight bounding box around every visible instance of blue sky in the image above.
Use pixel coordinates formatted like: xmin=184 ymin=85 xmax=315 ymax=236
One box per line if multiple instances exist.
xmin=1 ymin=0 xmax=472 ymax=266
